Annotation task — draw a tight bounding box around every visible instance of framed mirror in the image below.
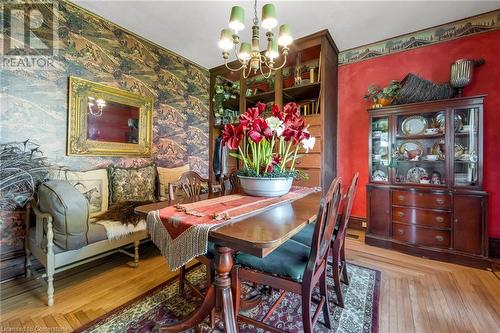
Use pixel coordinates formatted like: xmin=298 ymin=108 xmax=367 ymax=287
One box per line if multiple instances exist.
xmin=67 ymin=77 xmax=153 ymax=157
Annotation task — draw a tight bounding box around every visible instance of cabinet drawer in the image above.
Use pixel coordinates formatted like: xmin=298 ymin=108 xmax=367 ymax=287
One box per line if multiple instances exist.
xmin=288 ymin=153 xmax=321 ymax=169
xmin=392 ymin=207 xmax=450 ymax=228
xmin=293 ymin=169 xmax=320 ymax=187
xmin=308 ymin=125 xmax=321 ymax=138
xmin=392 ymin=190 xmax=450 ymax=209
xmin=392 ymin=223 xmax=450 ymax=248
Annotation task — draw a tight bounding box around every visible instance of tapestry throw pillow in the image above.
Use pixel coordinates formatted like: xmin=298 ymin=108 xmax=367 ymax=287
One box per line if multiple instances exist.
xmin=109 ymin=164 xmax=156 ymax=203
xmin=157 ymin=165 xmax=190 ymax=200
xmin=49 ymin=168 xmax=109 ymax=218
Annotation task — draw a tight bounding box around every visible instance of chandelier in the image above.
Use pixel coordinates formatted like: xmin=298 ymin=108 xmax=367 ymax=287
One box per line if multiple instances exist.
xmin=88 ymin=97 xmax=106 ymax=117
xmin=218 ymin=0 xmax=293 ymax=79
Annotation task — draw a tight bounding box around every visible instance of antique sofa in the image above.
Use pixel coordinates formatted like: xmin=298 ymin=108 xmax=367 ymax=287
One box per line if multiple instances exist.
xmin=26 ymin=163 xmax=189 ymax=306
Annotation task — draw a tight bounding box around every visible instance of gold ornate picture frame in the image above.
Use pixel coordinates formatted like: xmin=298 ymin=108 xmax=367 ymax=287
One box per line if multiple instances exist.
xmin=67 ymin=77 xmax=153 ymax=157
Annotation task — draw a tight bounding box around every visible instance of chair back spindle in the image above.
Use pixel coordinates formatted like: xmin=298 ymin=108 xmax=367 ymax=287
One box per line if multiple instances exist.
xmin=169 ymin=171 xmax=212 ymax=200
xmin=333 ymin=173 xmax=359 ymax=253
xmin=307 ymin=178 xmax=343 ymax=271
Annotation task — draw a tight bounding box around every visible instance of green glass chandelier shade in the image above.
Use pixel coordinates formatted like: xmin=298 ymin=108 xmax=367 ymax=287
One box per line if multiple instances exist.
xmin=261 ymin=3 xmax=277 ymax=30
xmin=229 ymin=6 xmax=245 ymax=32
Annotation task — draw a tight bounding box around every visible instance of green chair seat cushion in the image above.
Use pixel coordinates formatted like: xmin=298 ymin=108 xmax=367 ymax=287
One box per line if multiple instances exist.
xmin=235 ymin=240 xmax=311 ymax=281
xmin=290 ymin=223 xmax=338 ymax=247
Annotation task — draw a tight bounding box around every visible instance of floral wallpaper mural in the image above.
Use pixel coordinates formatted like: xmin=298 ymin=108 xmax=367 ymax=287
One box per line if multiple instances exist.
xmin=0 ymin=0 xmax=210 ymax=173
xmin=0 ymin=0 xmax=209 ymax=280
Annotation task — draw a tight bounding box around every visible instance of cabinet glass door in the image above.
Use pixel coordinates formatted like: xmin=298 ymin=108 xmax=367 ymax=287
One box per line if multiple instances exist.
xmin=453 ymin=107 xmax=480 ymax=186
xmin=371 ymin=117 xmax=389 ymax=183
xmin=393 ymin=111 xmax=447 ymax=186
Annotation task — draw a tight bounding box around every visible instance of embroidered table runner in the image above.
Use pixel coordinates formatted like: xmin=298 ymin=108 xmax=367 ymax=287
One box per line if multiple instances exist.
xmin=147 ymin=186 xmax=318 ymax=270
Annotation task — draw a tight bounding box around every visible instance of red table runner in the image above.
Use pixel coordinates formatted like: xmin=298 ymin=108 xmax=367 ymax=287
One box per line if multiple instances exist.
xmin=147 ymin=186 xmax=318 ymax=270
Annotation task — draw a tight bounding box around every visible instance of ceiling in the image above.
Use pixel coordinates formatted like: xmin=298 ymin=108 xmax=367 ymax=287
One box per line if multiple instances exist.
xmin=73 ymin=1 xmax=500 ymax=69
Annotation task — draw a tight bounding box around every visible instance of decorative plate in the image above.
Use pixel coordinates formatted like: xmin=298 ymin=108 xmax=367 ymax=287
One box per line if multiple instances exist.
xmin=401 ymin=116 xmax=428 ymax=135
xmin=372 ymin=170 xmax=387 ymax=181
xmin=399 ymin=140 xmax=424 ymax=155
xmin=454 ymin=143 xmax=465 ymax=159
xmin=434 ymin=112 xmax=445 ymax=130
xmin=407 ymin=167 xmax=428 ymax=183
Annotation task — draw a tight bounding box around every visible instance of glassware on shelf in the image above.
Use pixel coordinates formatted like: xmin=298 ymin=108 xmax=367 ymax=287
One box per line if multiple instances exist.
xmin=392 ymin=111 xmax=448 ymax=186
xmin=454 ymin=107 xmax=480 ymax=186
xmin=371 ymin=117 xmax=389 ymax=182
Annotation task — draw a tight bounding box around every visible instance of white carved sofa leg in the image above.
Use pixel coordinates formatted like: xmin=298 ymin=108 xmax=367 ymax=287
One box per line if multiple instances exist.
xmin=46 ymin=217 xmax=55 ymax=306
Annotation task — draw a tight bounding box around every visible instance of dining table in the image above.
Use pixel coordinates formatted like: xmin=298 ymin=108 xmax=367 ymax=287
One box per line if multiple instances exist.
xmin=135 ymin=190 xmax=321 ymax=333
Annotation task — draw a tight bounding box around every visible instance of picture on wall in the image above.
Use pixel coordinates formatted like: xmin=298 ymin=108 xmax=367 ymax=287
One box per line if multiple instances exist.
xmin=67 ymin=77 xmax=154 ymax=157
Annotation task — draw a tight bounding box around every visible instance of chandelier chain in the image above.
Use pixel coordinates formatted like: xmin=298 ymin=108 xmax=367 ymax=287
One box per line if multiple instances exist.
xmin=253 ymin=0 xmax=259 ymax=26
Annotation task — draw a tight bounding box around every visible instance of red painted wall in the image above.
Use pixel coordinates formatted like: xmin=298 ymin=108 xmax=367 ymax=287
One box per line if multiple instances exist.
xmin=338 ymin=29 xmax=500 ymax=238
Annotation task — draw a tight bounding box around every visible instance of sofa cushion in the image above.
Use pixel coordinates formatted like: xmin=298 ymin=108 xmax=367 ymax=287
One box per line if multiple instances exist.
xmin=49 ymin=168 xmax=109 ymax=218
xmin=157 ymin=165 xmax=190 ymax=200
xmin=108 ymin=164 xmax=156 ymax=203
xmin=38 ymin=180 xmax=89 ymax=250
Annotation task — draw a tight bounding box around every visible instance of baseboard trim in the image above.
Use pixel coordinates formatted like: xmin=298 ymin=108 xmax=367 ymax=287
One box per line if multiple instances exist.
xmin=489 ymin=237 xmax=500 ymax=259
xmin=349 ymin=216 xmax=366 ymax=230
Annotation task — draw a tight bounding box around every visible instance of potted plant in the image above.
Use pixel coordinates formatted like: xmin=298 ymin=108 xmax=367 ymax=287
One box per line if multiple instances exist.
xmin=221 ymin=102 xmax=315 ymax=197
xmin=364 ymin=80 xmax=401 ymax=108
xmin=212 ymin=79 xmax=240 ymax=119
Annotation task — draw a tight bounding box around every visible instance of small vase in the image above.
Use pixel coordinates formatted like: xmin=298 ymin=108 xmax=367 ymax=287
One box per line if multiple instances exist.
xmin=237 ymin=176 xmax=293 ymax=197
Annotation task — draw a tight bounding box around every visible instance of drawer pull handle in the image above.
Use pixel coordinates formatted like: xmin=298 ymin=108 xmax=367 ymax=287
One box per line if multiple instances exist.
xmin=397 ymin=211 xmax=405 ymax=218
xmin=435 ymin=198 xmax=445 ymax=205
xmin=397 ymin=229 xmax=404 ymax=235
xmin=397 ymin=195 xmax=405 ymax=201
xmin=435 ymin=235 xmax=444 ymax=242
xmin=435 ymin=216 xmax=444 ymax=223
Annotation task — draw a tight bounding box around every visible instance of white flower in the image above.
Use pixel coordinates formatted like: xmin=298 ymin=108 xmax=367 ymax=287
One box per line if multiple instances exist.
xmin=266 ymin=116 xmax=285 ymax=137
xmin=301 ymin=136 xmax=316 ymax=152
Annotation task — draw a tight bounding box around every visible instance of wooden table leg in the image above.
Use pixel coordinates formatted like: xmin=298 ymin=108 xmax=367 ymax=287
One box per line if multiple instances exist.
xmin=159 ymin=245 xmax=238 ymax=333
xmin=215 ymin=246 xmax=238 ymax=333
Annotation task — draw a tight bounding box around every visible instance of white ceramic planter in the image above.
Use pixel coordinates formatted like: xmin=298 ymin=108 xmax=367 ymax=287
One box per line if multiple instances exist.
xmin=237 ymin=175 xmax=293 ymax=197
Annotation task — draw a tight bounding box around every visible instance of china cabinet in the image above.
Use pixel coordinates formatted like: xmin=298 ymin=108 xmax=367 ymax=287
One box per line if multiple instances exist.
xmin=366 ymin=95 xmax=488 ymax=267
xmin=208 ymin=30 xmax=338 ymax=191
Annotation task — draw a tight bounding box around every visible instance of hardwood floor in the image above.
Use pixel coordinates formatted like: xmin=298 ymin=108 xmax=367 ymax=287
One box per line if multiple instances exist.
xmin=1 ymin=231 xmax=499 ymax=333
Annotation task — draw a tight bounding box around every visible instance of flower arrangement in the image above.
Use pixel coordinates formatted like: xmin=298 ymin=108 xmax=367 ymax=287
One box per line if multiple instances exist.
xmin=221 ymin=102 xmax=315 ymax=179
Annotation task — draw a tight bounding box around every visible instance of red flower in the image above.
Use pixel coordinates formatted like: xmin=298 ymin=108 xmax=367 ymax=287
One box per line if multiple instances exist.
xmin=283 ymin=102 xmax=299 ymax=116
xmin=272 ymin=104 xmax=283 ymax=120
xmin=262 ymin=163 xmax=274 ymax=173
xmin=222 ymin=123 xmax=243 ymax=149
xmin=282 ymin=127 xmax=296 ymax=142
xmin=239 ymin=106 xmax=260 ymax=129
xmin=272 ymin=154 xmax=282 ymax=165
xmin=248 ymin=129 xmax=264 ymax=143
xmin=256 ymin=102 xmax=267 ymax=114
xmin=252 ymin=118 xmax=268 ymax=133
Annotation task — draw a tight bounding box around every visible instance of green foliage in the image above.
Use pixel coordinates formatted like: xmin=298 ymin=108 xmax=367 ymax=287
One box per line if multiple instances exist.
xmin=0 ymin=140 xmax=51 ymax=210
xmin=212 ymin=79 xmax=240 ymax=117
xmin=364 ymin=80 xmax=401 ymax=102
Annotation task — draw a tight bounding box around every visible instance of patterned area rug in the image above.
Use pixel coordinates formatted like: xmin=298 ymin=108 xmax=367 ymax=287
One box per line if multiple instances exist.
xmin=76 ymin=263 xmax=380 ymax=333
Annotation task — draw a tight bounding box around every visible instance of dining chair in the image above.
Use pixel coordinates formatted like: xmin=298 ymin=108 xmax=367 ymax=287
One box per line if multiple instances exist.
xmin=220 ymin=169 xmax=240 ymax=193
xmin=168 ymin=171 xmax=213 ymax=200
xmin=231 ymin=177 xmax=343 ymax=333
xmin=168 ymin=170 xmax=216 ymax=327
xmin=291 ymin=173 xmax=359 ymax=307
